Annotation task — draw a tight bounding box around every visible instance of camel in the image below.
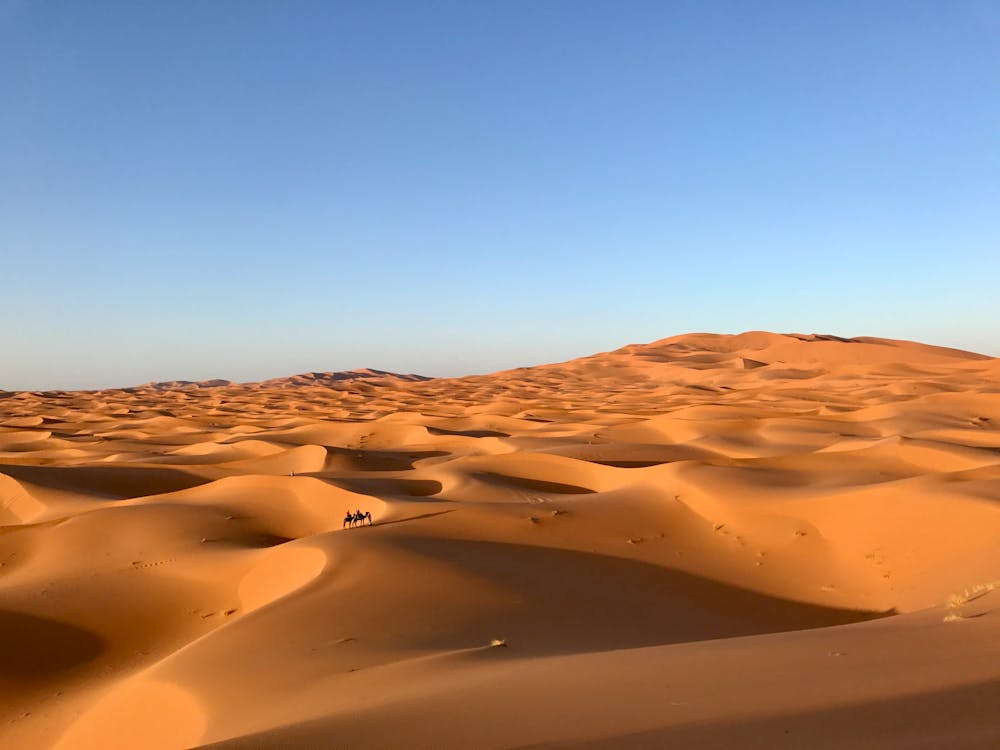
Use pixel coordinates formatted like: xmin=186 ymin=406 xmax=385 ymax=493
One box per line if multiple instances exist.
xmin=343 ymin=509 xmax=373 ymax=528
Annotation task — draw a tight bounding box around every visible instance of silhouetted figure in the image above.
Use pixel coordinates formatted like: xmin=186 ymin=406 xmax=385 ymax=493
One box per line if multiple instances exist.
xmin=347 ymin=509 xmax=373 ymax=528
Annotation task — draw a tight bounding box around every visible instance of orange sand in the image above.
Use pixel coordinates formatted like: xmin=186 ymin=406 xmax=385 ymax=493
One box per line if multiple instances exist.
xmin=1 ymin=332 xmax=998 ymax=749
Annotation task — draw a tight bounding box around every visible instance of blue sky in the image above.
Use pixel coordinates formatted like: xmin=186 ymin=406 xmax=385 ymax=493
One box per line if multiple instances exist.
xmin=3 ymin=1 xmax=998 ymax=390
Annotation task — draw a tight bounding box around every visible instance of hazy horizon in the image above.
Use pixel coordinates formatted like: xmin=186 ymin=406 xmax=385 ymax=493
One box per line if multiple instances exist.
xmin=3 ymin=328 xmax=996 ymax=392
xmin=4 ymin=2 xmax=999 ymax=390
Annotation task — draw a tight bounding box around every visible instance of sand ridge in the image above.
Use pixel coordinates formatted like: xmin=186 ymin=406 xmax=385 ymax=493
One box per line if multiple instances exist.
xmin=1 ymin=331 xmax=998 ymax=748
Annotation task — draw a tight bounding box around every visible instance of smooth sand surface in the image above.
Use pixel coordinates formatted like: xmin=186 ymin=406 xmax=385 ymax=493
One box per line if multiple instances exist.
xmin=1 ymin=332 xmax=998 ymax=749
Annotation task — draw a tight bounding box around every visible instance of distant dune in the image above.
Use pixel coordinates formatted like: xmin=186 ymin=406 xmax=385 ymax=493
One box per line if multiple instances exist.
xmin=140 ymin=378 xmax=236 ymax=390
xmin=131 ymin=369 xmax=430 ymax=393
xmin=1 ymin=332 xmax=998 ymax=749
xmin=256 ymin=368 xmax=432 ymax=388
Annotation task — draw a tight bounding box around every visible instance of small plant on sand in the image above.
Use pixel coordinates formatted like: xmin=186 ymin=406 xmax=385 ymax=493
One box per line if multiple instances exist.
xmin=943 ymin=580 xmax=1000 ymax=623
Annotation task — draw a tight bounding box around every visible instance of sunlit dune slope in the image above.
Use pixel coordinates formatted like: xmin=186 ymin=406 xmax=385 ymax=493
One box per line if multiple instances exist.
xmin=1 ymin=332 xmax=998 ymax=749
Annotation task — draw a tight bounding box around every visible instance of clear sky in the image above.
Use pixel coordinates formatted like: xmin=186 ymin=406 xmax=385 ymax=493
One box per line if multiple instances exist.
xmin=3 ymin=1 xmax=998 ymax=390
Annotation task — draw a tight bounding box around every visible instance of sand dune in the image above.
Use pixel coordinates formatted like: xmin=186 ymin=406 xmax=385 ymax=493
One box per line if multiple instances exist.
xmin=1 ymin=331 xmax=998 ymax=749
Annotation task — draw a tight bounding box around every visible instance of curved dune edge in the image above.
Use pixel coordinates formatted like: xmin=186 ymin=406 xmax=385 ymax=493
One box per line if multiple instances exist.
xmin=0 ymin=472 xmax=48 ymax=523
xmin=193 ymin=616 xmax=1000 ymax=750
xmin=52 ymin=679 xmax=206 ymax=750
xmin=127 ymin=474 xmax=389 ymax=540
xmin=238 ymin=544 xmax=328 ymax=613
xmin=214 ymin=444 xmax=328 ymax=474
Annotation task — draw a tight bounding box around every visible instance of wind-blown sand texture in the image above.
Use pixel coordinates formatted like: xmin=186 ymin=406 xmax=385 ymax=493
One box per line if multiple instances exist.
xmin=1 ymin=332 xmax=998 ymax=749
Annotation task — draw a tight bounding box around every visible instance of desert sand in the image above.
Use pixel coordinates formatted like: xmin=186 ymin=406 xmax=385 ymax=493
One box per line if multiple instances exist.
xmin=1 ymin=331 xmax=998 ymax=749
